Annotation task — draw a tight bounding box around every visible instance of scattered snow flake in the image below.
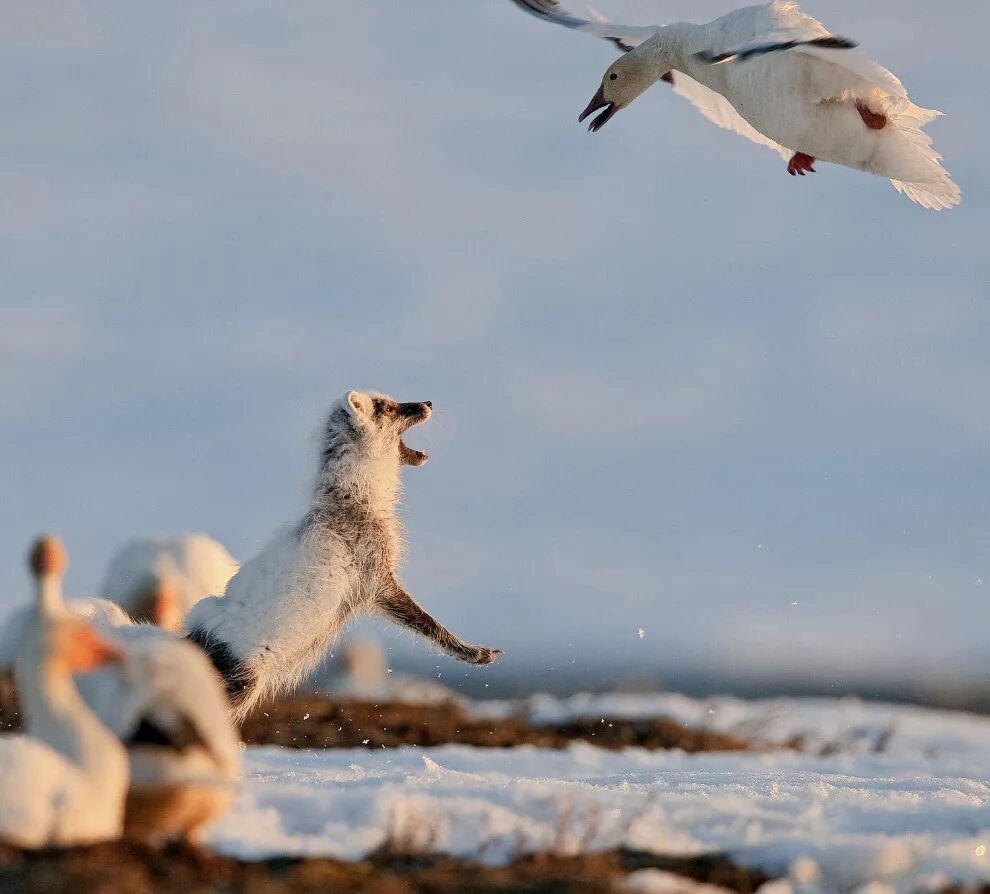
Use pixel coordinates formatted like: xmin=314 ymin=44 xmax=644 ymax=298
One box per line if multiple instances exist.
xmin=637 ymin=627 xmax=646 ymax=640
xmin=978 ymin=845 xmax=987 ymax=857
xmin=361 ymin=739 xmax=370 ymax=745
xmin=303 ymin=713 xmax=310 ymax=721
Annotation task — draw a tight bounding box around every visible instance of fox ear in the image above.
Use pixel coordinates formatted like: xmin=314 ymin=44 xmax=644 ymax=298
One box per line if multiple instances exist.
xmin=345 ymin=391 xmax=371 ymax=422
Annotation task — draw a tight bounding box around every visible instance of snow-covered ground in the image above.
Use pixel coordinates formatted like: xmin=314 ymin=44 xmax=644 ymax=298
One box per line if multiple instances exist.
xmin=206 ymin=694 xmax=990 ymax=893
xmin=470 ymin=692 xmax=990 ymax=766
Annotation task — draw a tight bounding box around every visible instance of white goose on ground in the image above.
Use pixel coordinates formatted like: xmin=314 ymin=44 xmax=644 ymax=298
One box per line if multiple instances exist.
xmin=78 ymin=620 xmax=241 ymax=843
xmin=102 ymin=534 xmax=239 ymax=631
xmin=509 ymin=0 xmax=960 ymax=209
xmin=0 ymin=538 xmax=128 ymax=849
xmin=0 ymin=540 xmax=240 ymax=845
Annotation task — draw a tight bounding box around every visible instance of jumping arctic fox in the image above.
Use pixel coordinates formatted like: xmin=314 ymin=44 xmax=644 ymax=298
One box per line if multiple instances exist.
xmin=187 ymin=391 xmax=502 ymax=720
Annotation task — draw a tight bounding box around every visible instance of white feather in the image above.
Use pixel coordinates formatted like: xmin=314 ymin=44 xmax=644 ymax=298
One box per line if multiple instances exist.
xmin=101 ymin=534 xmax=238 ymax=629
xmin=1 ymin=598 xmax=240 ymax=804
xmin=0 ymin=735 xmax=121 ymax=848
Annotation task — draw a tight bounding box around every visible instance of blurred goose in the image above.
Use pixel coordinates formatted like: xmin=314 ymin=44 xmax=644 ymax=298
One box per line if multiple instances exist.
xmin=310 ymin=637 xmax=459 ymax=705
xmin=83 ymin=625 xmax=240 ymax=843
xmin=0 ymin=538 xmax=128 ymax=848
xmin=102 ymin=534 xmax=238 ymax=631
xmin=0 ymin=540 xmax=240 ymax=845
xmin=509 ymin=0 xmax=960 ymax=209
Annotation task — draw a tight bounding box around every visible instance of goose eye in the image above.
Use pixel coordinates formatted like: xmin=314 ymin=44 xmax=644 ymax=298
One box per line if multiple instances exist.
xmin=609 ymin=73 xmax=618 ymax=81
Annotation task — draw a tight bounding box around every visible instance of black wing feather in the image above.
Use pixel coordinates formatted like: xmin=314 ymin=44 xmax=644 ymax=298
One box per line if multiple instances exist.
xmin=697 ymin=35 xmax=857 ymax=65
xmin=507 ymin=0 xmax=639 ymax=52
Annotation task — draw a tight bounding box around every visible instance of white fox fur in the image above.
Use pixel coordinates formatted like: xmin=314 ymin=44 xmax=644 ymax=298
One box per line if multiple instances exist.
xmin=186 ymin=390 xmax=502 ymax=721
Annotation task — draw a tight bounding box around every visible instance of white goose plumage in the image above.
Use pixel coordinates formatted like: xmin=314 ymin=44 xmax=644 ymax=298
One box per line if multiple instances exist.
xmin=510 ymin=0 xmax=960 ymax=209
xmin=101 ymin=534 xmax=239 ymax=631
xmin=0 ymin=543 xmax=240 ymax=844
xmin=0 ymin=538 xmax=128 ymax=849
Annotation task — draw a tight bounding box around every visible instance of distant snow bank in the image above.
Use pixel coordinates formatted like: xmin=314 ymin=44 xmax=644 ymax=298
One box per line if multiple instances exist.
xmin=207 ymin=694 xmax=990 ymax=891
xmin=468 ymin=691 xmax=990 ymax=765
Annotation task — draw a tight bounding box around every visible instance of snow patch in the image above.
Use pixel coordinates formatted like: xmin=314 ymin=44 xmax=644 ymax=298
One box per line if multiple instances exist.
xmin=206 ymin=732 xmax=990 ymax=891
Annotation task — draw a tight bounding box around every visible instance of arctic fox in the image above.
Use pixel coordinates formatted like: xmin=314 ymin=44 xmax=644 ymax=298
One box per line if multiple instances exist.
xmin=186 ymin=391 xmax=502 ymax=720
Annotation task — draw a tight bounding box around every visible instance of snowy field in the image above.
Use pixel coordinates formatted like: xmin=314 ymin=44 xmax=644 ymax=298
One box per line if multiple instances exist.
xmin=206 ymin=693 xmax=990 ymax=892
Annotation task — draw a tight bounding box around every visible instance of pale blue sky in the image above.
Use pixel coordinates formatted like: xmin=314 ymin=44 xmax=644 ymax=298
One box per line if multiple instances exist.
xmin=2 ymin=1 xmax=987 ymax=692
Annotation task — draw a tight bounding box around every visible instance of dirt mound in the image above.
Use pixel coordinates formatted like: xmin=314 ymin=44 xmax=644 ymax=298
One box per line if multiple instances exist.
xmin=1 ymin=680 xmax=750 ymax=753
xmin=0 ymin=841 xmax=771 ymax=893
xmin=0 ymin=675 xmax=16 ymax=733
xmin=238 ymin=696 xmax=751 ymax=752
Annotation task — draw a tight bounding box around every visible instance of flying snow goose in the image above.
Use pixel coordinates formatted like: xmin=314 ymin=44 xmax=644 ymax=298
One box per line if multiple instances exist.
xmin=0 ymin=541 xmax=240 ymax=845
xmin=101 ymin=534 xmax=239 ymax=630
xmin=0 ymin=537 xmax=128 ymax=849
xmin=508 ymin=0 xmax=960 ymax=209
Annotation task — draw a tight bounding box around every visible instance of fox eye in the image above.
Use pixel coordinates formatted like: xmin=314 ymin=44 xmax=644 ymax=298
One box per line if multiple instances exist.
xmin=609 ymin=73 xmax=617 ymax=81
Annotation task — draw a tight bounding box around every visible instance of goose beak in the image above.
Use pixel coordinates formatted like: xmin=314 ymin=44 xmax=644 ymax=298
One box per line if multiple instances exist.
xmin=578 ymin=86 xmax=618 ymax=132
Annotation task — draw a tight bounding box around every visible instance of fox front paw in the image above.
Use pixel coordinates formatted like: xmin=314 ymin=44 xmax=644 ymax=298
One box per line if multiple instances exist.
xmin=467 ymin=646 xmax=503 ymax=666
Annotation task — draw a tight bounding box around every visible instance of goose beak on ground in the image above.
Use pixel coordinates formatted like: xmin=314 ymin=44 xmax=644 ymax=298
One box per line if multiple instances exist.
xmin=578 ymin=85 xmax=617 ymax=132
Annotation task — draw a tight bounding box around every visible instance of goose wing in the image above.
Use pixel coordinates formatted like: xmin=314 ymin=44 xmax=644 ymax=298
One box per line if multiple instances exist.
xmin=78 ymin=628 xmax=240 ymax=777
xmin=507 ymin=0 xmax=657 ymax=51
xmin=506 ymin=0 xmax=791 ymax=158
xmin=695 ymin=33 xmax=856 ymax=65
xmin=116 ymin=636 xmax=241 ymax=776
xmin=698 ymin=3 xmax=912 ymax=111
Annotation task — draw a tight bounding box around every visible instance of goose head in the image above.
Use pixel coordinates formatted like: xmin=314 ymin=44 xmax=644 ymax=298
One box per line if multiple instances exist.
xmin=28 ymin=535 xmax=70 ymax=620
xmin=27 ymin=536 xmax=125 ymax=672
xmin=580 ymin=51 xmax=664 ymax=132
xmin=131 ymin=573 xmax=182 ymax=630
xmin=48 ymin=620 xmax=125 ymax=674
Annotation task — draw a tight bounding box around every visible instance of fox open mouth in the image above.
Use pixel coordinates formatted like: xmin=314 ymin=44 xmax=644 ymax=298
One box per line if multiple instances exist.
xmin=399 ymin=438 xmax=427 ymax=466
xmin=398 ymin=401 xmax=431 ymax=466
